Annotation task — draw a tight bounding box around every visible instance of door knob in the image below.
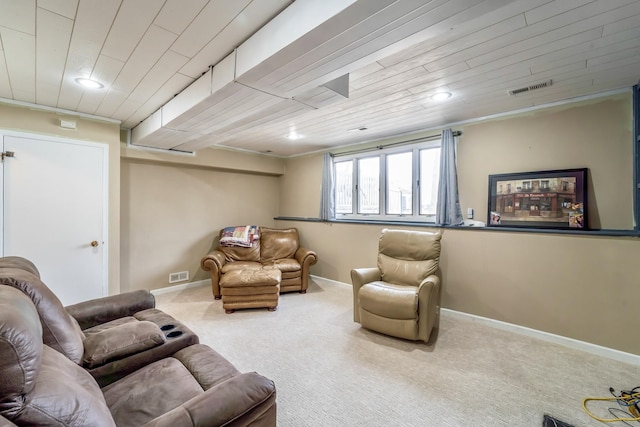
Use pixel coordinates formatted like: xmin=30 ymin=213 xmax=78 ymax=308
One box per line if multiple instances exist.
xmin=91 ymin=241 xmax=99 ymax=247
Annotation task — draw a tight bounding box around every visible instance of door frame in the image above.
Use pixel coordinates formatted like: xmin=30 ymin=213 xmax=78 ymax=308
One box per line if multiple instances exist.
xmin=0 ymin=129 xmax=110 ymax=296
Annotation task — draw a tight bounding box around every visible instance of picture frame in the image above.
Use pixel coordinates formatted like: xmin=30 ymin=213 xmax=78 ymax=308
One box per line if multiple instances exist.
xmin=487 ymin=168 xmax=588 ymax=229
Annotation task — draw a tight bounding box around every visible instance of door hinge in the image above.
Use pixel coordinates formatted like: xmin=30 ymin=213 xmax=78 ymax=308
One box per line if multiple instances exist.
xmin=1 ymin=151 xmax=14 ymax=162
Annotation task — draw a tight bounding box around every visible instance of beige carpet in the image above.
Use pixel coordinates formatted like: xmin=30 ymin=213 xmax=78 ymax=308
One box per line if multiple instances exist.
xmin=155 ymin=278 xmax=635 ymax=427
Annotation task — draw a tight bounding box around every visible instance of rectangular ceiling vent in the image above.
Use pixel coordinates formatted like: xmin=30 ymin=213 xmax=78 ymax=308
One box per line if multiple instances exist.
xmin=508 ymin=79 xmax=552 ymax=96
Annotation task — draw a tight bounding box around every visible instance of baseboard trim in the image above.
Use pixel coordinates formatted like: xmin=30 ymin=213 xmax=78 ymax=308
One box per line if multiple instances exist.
xmin=441 ymin=308 xmax=640 ymax=365
xmin=310 ymin=275 xmax=640 ymax=365
xmin=151 ymin=279 xmax=209 ymax=296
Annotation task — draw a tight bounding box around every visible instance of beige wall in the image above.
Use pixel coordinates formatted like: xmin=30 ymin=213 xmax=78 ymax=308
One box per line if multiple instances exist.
xmin=277 ymin=93 xmax=640 ymax=355
xmin=120 ymin=159 xmax=281 ymax=292
xmin=0 ymin=103 xmax=122 ymax=295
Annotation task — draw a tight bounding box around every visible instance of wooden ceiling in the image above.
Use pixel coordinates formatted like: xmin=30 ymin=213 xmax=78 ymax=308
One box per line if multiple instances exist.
xmin=1 ymin=0 xmax=639 ymax=157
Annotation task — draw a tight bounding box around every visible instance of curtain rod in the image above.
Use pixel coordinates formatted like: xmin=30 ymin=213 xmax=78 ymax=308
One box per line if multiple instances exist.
xmin=333 ymin=130 xmax=462 ymax=157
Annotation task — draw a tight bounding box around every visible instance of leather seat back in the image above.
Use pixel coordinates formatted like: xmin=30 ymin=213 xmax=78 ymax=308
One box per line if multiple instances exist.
xmin=0 ymin=268 xmax=85 ymax=364
xmin=260 ymin=227 xmax=299 ymax=262
xmin=0 ymin=286 xmax=115 ymax=426
xmin=377 ymin=229 xmax=441 ymax=286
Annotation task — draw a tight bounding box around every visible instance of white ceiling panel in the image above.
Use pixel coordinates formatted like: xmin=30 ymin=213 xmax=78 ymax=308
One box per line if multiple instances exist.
xmin=0 ymin=0 xmax=638 ymax=156
xmin=169 ymin=0 xmax=252 ymax=58
xmin=36 ymin=0 xmax=78 ymax=19
xmin=122 ymin=72 xmax=195 ymax=128
xmin=0 ymin=0 xmax=35 ymax=34
xmin=76 ymin=54 xmax=125 ymax=114
xmin=101 ymin=0 xmax=164 ymax=63
xmin=178 ymin=0 xmax=293 ymax=79
xmin=0 ymin=38 xmax=12 ymax=98
xmin=56 ymin=0 xmax=121 ymax=111
xmin=95 ymin=24 xmax=178 ymax=118
xmin=35 ymin=7 xmax=72 ymax=107
xmin=0 ymin=27 xmax=35 ymax=102
xmin=154 ymin=0 xmax=208 ymax=36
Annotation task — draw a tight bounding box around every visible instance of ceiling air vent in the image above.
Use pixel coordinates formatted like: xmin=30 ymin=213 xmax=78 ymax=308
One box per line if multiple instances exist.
xmin=508 ymin=79 xmax=552 ymax=96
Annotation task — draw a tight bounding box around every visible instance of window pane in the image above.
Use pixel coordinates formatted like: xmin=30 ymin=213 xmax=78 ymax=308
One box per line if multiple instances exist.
xmin=358 ymin=157 xmax=379 ymax=214
xmin=334 ymin=161 xmax=353 ymax=214
xmin=420 ymin=148 xmax=440 ymax=215
xmin=386 ymin=152 xmax=412 ymax=215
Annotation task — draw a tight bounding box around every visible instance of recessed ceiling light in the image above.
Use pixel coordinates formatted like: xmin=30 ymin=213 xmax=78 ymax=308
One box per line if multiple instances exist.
xmin=286 ymin=130 xmax=302 ymax=140
xmin=75 ymin=78 xmax=104 ymax=89
xmin=430 ymin=91 xmax=452 ymax=101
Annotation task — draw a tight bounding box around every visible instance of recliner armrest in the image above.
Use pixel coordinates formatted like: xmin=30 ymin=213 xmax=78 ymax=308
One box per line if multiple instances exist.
xmin=65 ymin=290 xmax=156 ymax=330
xmin=141 ymin=372 xmax=277 ymax=427
xmin=350 ymin=268 xmax=381 ymax=322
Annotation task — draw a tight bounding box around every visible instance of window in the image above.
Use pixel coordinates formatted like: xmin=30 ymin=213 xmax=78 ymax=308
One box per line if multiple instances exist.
xmin=333 ymin=139 xmax=441 ymax=222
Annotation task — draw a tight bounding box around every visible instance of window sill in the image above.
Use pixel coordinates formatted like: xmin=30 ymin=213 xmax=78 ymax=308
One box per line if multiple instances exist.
xmin=274 ymin=216 xmax=640 ymax=237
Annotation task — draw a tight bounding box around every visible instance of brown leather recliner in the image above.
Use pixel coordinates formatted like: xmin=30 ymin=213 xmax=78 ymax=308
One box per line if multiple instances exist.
xmin=0 ymin=285 xmax=277 ymax=427
xmin=201 ymin=227 xmax=317 ymax=298
xmin=0 ymin=256 xmax=198 ymax=387
xmin=351 ymin=229 xmax=442 ymax=343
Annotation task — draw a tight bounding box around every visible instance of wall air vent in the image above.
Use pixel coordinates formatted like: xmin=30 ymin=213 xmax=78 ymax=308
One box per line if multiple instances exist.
xmin=508 ymin=79 xmax=552 ymax=96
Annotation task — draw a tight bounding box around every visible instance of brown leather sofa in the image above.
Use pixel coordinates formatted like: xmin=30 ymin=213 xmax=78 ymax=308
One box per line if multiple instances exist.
xmin=201 ymin=226 xmax=318 ymax=299
xmin=0 ymin=256 xmax=198 ymax=387
xmin=0 ymin=285 xmax=277 ymax=426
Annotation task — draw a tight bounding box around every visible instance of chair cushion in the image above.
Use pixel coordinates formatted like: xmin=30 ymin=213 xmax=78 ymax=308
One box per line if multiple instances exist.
xmin=377 ymin=230 xmax=441 ymax=286
xmin=0 ymin=268 xmax=85 ymax=364
xmin=82 ymin=320 xmax=166 ymax=369
xmin=358 ymin=281 xmax=418 ymax=319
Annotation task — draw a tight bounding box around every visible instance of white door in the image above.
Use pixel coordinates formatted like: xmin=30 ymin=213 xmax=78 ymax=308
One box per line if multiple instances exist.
xmin=2 ymin=134 xmax=108 ymax=305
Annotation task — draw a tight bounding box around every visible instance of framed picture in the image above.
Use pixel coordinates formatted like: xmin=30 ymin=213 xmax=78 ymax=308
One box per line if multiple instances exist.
xmin=487 ymin=168 xmax=588 ymax=229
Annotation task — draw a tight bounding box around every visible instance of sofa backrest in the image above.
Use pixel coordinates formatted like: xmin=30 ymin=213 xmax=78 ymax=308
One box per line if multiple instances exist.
xmin=0 ymin=267 xmax=85 ymax=364
xmin=377 ymin=229 xmax=441 ymax=287
xmin=0 ymin=255 xmax=40 ymax=277
xmin=0 ymin=285 xmax=115 ymax=427
xmin=260 ymin=227 xmax=300 ymax=262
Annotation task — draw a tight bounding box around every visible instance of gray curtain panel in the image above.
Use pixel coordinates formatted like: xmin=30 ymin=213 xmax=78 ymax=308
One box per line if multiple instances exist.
xmin=436 ymin=128 xmax=463 ymax=226
xmin=320 ymin=152 xmax=335 ymax=220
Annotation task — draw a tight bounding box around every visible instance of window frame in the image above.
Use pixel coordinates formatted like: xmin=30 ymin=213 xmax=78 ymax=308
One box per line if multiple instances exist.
xmin=333 ymin=138 xmax=441 ymax=223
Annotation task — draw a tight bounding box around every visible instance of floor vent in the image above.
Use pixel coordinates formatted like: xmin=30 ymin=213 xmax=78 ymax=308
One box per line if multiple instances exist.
xmin=508 ymin=79 xmax=552 ymax=96
xmin=169 ymin=271 xmax=189 ymax=283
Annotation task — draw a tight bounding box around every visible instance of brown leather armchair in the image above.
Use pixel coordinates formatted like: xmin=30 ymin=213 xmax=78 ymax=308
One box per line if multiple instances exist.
xmin=0 ymin=285 xmax=277 ymax=427
xmin=0 ymin=256 xmax=198 ymax=387
xmin=201 ymin=227 xmax=317 ymax=298
xmin=351 ymin=229 xmax=442 ymax=343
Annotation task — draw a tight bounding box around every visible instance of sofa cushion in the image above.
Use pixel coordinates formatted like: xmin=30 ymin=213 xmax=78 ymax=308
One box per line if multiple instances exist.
xmin=260 ymin=227 xmax=299 ymax=262
xmin=263 ymin=258 xmax=301 ymax=272
xmin=0 ymin=268 xmax=85 ymax=364
xmin=83 ymin=320 xmax=166 ymax=369
xmin=103 ymin=357 xmax=204 ymax=427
